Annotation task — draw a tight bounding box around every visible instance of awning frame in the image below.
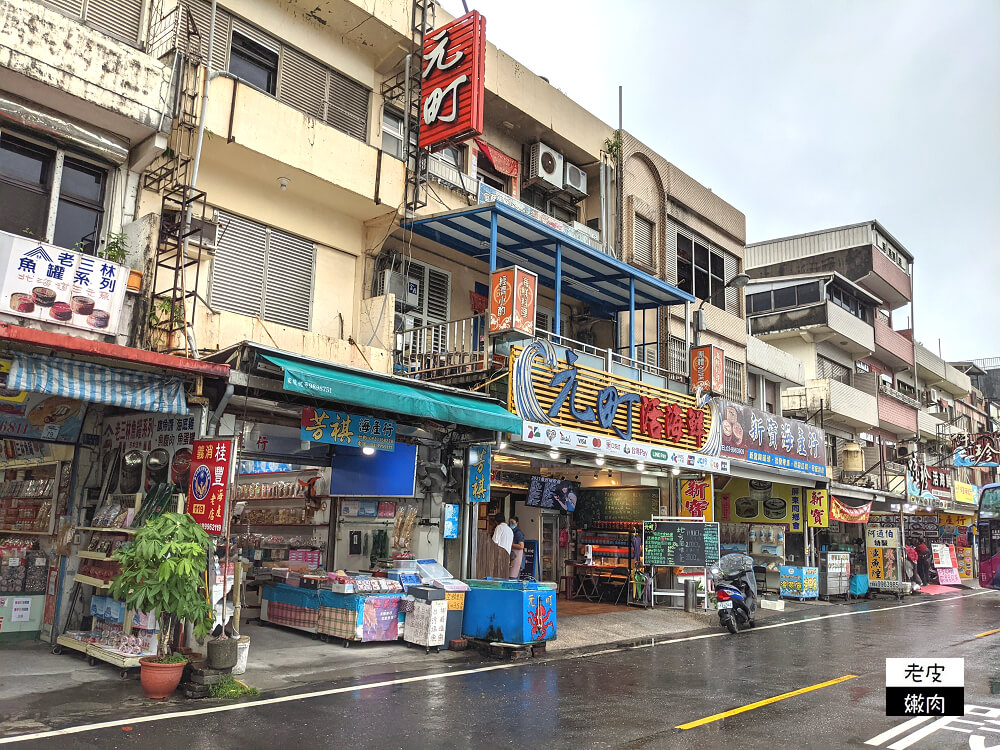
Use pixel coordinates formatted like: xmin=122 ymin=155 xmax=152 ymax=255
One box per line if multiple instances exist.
xmin=404 ymin=200 xmax=695 ymax=360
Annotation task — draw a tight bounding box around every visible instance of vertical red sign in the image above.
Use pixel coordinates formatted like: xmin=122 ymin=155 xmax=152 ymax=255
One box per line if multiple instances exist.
xmin=419 ymin=10 xmax=486 ymax=151
xmin=690 ymin=344 xmax=725 ymax=395
xmin=186 ymin=439 xmax=233 ymax=535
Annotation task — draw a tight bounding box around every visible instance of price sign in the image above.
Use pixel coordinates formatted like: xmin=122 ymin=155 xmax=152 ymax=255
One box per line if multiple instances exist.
xmin=642 ymin=521 xmax=720 ymax=567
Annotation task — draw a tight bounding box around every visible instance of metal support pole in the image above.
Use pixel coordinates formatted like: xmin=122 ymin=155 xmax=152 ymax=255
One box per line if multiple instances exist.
xmin=554 ymin=242 xmax=562 ymax=337
xmin=629 ymin=277 xmax=636 ymax=360
xmin=489 ymin=210 xmax=498 ymax=273
xmin=684 ymin=301 xmax=691 ymax=375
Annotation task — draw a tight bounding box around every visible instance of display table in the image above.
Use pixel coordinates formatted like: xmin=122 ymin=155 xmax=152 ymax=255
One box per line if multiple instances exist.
xmin=463 ymin=579 xmax=557 ymax=644
xmin=318 ymin=590 xmax=403 ymax=644
xmin=261 ymin=582 xmax=320 ymax=633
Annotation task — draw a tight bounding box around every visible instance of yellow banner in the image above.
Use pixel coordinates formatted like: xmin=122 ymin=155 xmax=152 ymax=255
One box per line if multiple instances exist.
xmin=938 ymin=513 xmax=972 ymax=527
xmin=714 ymin=477 xmax=804 ymax=532
xmin=679 ymin=476 xmax=714 ymax=522
xmin=806 ymin=489 xmax=829 ymax=528
xmin=954 ymin=482 xmax=979 ymax=506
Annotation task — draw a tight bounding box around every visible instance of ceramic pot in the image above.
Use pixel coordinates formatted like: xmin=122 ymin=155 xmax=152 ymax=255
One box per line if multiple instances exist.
xmin=139 ymin=657 xmax=186 ymax=699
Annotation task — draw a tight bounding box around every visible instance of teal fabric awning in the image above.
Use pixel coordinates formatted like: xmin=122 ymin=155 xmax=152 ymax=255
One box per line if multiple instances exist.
xmin=262 ymin=354 xmax=521 ymax=434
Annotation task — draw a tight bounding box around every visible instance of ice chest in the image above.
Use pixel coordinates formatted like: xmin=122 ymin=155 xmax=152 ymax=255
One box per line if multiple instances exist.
xmin=409 ymin=585 xmax=445 ymax=601
xmin=462 ymin=579 xmax=557 ymax=644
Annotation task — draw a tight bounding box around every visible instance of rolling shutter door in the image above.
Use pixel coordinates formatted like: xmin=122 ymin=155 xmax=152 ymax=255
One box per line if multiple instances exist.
xmin=633 ymin=214 xmax=654 ymax=267
xmin=278 ymin=47 xmax=327 ymax=120
xmin=211 ymin=212 xmax=264 ymax=318
xmin=326 ymin=70 xmax=370 ymax=141
xmin=86 ymin=0 xmax=143 ymax=45
xmin=264 ymin=228 xmax=314 ymax=330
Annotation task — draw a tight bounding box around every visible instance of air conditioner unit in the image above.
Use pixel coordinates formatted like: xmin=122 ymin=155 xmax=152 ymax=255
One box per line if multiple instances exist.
xmin=895 ymin=443 xmax=917 ymax=460
xmin=381 ymin=270 xmax=419 ymax=310
xmin=527 ymin=142 xmax=564 ymax=192
xmin=563 ymin=162 xmax=588 ymax=198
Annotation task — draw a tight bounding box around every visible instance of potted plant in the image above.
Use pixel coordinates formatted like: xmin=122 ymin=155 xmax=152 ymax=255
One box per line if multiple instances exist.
xmin=110 ymin=512 xmax=215 ymax=699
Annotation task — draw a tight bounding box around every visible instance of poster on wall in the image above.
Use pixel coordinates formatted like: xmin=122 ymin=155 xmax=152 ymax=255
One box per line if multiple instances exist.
xmin=101 ymin=413 xmax=197 ymax=495
xmin=679 ymin=476 xmax=713 ymax=521
xmin=714 ymin=477 xmax=804 ymax=532
xmin=186 ymin=439 xmax=233 ymax=535
xmin=0 ymin=359 xmax=86 ymax=443
xmin=866 ymin=527 xmax=900 ymax=585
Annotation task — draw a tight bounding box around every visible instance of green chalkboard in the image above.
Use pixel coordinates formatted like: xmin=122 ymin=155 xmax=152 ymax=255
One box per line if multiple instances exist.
xmin=574 ymin=487 xmax=661 ymax=529
xmin=642 ymin=521 xmax=720 ymax=567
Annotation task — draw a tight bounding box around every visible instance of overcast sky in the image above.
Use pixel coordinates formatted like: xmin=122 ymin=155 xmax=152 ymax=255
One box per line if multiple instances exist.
xmin=439 ymin=0 xmax=1000 ymax=361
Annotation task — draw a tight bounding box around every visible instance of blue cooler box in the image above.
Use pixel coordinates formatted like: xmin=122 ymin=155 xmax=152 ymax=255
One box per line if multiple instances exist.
xmin=462 ymin=579 xmax=557 ymax=644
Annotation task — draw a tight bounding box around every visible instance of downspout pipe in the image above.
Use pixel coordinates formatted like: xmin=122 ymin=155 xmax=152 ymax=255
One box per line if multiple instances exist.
xmin=209 ymin=382 xmax=235 ymax=436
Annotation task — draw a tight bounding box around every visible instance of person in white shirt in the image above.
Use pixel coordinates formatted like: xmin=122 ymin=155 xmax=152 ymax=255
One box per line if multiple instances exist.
xmin=491 ymin=513 xmax=513 ymax=555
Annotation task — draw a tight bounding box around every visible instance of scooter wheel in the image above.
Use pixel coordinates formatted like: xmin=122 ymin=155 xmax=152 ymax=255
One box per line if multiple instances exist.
xmin=726 ymin=618 xmax=739 ymax=635
xmin=747 ymin=619 xmax=756 ymax=628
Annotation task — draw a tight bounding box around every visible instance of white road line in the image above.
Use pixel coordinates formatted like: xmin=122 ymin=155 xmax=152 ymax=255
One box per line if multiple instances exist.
xmin=0 ymin=589 xmax=991 ymax=745
xmin=864 ymin=716 xmax=933 ymax=746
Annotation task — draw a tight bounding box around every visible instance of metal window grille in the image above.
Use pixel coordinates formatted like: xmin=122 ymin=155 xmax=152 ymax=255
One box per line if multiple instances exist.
xmin=633 ymin=215 xmax=654 ymax=267
xmin=724 ymin=357 xmax=744 ymax=403
xmin=667 ymin=336 xmax=687 ymax=376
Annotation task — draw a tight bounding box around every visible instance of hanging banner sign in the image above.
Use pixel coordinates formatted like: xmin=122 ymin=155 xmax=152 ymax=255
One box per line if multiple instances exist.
xmin=419 ymin=10 xmax=487 ymax=150
xmin=301 ymin=407 xmax=395 ymax=452
xmin=689 ymin=345 xmax=725 ymax=395
xmin=806 ymin=488 xmax=829 ymax=528
xmin=466 ymin=444 xmax=491 ymax=503
xmin=829 ymin=496 xmax=872 ymax=524
xmin=679 ymin=476 xmax=714 ymax=522
xmin=489 ymin=266 xmax=536 ymax=337
xmin=186 ymin=439 xmax=233 ymax=535
xmin=714 ymin=399 xmax=826 ymax=479
xmin=954 ymin=481 xmax=979 ymax=506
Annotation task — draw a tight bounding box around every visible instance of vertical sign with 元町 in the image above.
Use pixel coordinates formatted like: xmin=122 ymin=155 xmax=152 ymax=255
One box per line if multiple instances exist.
xmin=489 ymin=266 xmax=536 ymax=336
xmin=419 ymin=10 xmax=486 ymax=151
xmin=466 ymin=444 xmax=491 ymax=503
xmin=187 ymin=439 xmax=233 ymax=535
xmin=886 ymin=658 xmax=964 ymax=716
xmin=806 ymin=489 xmax=829 ymax=528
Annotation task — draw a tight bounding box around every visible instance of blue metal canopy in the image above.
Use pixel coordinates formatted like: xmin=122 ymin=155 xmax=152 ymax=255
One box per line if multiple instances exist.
xmin=404 ymin=201 xmax=695 ymax=315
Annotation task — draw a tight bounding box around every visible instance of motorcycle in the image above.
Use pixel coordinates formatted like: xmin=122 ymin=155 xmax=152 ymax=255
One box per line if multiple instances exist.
xmin=710 ymin=553 xmax=757 ymax=634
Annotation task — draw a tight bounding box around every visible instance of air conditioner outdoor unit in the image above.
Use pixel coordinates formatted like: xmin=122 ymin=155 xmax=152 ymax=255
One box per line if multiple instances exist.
xmin=563 ymin=162 xmax=588 ymax=198
xmin=381 ymin=270 xmax=419 ymax=309
xmin=527 ymin=142 xmax=564 ymax=192
xmin=895 ymin=443 xmax=917 ymax=460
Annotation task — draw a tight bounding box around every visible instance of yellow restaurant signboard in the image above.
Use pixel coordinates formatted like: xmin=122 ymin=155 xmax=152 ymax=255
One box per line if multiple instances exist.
xmin=954 ymin=481 xmax=979 ymax=506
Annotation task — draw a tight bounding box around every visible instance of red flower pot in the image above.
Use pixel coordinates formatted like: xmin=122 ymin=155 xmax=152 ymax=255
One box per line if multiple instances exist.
xmin=139 ymin=657 xmax=187 ymax=699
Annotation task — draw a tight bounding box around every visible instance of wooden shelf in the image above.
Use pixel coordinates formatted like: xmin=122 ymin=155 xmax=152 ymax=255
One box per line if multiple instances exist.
xmin=78 ymin=551 xmax=114 ymax=561
xmin=0 ymin=460 xmax=60 ymax=472
xmin=75 ymin=527 xmax=136 ymax=534
xmin=238 ymin=469 xmax=320 ymax=478
xmin=74 ymin=574 xmax=112 ymax=588
xmin=238 ymin=494 xmax=332 ymax=502
xmin=0 ymin=528 xmax=51 ymax=535
xmin=242 ymin=523 xmax=326 ymax=528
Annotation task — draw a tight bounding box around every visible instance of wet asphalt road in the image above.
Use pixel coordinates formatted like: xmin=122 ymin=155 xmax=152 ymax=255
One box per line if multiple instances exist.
xmin=6 ymin=590 xmax=1000 ymax=750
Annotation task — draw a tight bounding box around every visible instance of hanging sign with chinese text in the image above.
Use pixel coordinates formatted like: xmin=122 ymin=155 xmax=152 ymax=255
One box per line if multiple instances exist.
xmin=679 ymin=476 xmax=714 ymax=522
xmin=954 ymin=482 xmax=979 ymax=506
xmin=806 ymin=488 xmax=829 ymax=528
xmin=829 ymin=495 xmax=871 ymax=524
xmin=689 ymin=345 xmax=725 ymax=395
xmin=301 ymin=407 xmax=395 ymax=452
xmin=466 ymin=443 xmax=490 ymax=503
xmin=906 ymin=462 xmax=953 ymax=504
xmin=187 ymin=439 xmax=233 ymax=535
xmin=419 ymin=10 xmax=486 ymax=151
xmin=953 ymin=432 xmax=1000 ymax=467
xmin=0 ymin=234 xmax=128 ymax=334
xmin=714 ymin=399 xmax=826 ymax=478
xmin=489 ymin=266 xmax=536 ymax=336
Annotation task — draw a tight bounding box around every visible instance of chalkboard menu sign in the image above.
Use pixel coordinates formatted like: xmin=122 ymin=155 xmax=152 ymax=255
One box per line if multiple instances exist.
xmin=574 ymin=487 xmax=661 ymax=529
xmin=642 ymin=521 xmax=720 ymax=567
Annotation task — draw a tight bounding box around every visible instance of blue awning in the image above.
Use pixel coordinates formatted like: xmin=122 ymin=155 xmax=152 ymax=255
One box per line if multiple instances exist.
xmin=403 ymin=200 xmax=695 ymax=312
xmin=262 ymin=353 xmax=521 ymax=434
xmin=8 ymin=353 xmax=189 ymax=414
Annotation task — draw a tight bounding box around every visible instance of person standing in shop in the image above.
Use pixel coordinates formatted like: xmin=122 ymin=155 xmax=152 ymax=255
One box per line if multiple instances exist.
xmin=492 ymin=513 xmax=513 ymax=555
xmin=509 ymin=516 xmax=526 ymax=579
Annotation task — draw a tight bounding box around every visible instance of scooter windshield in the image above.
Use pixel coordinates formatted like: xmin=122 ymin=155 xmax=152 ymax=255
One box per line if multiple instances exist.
xmin=717 ymin=553 xmax=754 ymax=575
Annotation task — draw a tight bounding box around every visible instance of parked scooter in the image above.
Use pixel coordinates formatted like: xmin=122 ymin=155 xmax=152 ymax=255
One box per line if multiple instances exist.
xmin=710 ymin=553 xmax=757 ymax=634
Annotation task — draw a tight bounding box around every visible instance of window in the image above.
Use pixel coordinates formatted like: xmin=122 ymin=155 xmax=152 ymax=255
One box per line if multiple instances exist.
xmin=230 ymin=32 xmax=279 ymax=95
xmin=211 ymin=211 xmax=315 ymax=330
xmin=898 ymin=381 xmax=916 ymax=398
xmin=829 ymin=285 xmax=868 ymax=322
xmin=633 ymin=215 xmax=654 ymax=267
xmin=723 ymin=357 xmax=744 ymax=402
xmin=477 ymin=159 xmax=508 ymax=193
xmin=616 ymin=308 xmax=658 ymax=365
xmin=668 ymin=336 xmax=687 ymax=375
xmin=676 ymin=231 xmax=735 ymax=312
xmin=747 ymin=372 xmax=759 ymax=407
xmin=381 ymin=110 xmax=405 ymax=160
xmin=0 ymin=133 xmax=108 ymax=253
xmin=549 ymin=200 xmax=577 ymax=224
xmin=746 ymin=282 xmax=822 ymax=314
xmin=817 ymin=355 xmax=851 ymax=385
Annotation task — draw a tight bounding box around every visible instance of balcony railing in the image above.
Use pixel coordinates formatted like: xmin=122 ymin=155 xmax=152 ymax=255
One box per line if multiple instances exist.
xmin=878 ymin=382 xmax=920 ymax=409
xmin=398 ymin=315 xmax=487 ymax=379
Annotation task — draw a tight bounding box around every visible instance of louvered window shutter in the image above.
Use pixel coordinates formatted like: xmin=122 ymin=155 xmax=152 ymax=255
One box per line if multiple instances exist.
xmin=633 ymin=215 xmax=654 ymax=267
xmin=40 ymin=0 xmax=84 ymax=23
xmin=278 ymin=47 xmax=327 ymax=120
xmin=425 ymin=269 xmax=450 ymax=322
xmin=535 ymin=310 xmax=550 ymax=333
xmin=85 ymin=0 xmax=143 ymax=45
xmin=264 ymin=228 xmax=314 ymax=330
xmin=724 ymin=250 xmax=740 ymax=316
xmin=212 ymin=212 xmax=265 ymax=318
xmin=327 ymin=70 xmax=370 ymax=141
xmin=186 ymin=0 xmax=230 ymax=71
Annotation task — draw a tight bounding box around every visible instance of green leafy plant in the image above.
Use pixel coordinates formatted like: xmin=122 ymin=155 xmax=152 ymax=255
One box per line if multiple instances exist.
xmin=604 ymin=129 xmax=623 ymax=164
xmin=100 ymin=232 xmax=129 ymax=264
xmin=147 ymin=299 xmax=185 ymax=329
xmin=209 ymin=676 xmax=260 ymax=699
xmin=20 ymin=227 xmax=34 ymax=238
xmin=109 ymin=512 xmax=215 ymax=660
xmin=157 ymin=652 xmax=189 ymax=665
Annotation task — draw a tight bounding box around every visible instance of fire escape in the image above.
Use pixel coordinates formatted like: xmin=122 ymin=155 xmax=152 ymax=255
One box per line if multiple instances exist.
xmin=141 ymin=3 xmax=212 ymax=353
xmin=380 ymin=0 xmax=433 ymax=215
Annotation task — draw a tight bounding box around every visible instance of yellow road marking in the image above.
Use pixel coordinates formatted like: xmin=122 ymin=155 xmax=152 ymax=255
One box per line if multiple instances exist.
xmin=675 ymin=674 xmax=858 ymax=730
xmin=975 ymin=627 xmax=1000 ymax=638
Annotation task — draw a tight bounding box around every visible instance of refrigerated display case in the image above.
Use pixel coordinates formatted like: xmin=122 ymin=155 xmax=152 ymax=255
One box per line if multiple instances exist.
xmin=820 ymin=551 xmax=851 ymax=598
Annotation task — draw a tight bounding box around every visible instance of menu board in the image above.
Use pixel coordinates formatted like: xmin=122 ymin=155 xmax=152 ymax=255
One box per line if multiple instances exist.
xmin=574 ymin=487 xmax=660 ymax=529
xmin=642 ymin=521 xmax=720 ymax=567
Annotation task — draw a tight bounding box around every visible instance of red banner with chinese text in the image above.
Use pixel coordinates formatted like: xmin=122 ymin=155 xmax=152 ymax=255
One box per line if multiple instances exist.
xmin=186 ymin=439 xmax=233 ymax=535
xmin=829 ymin=495 xmax=872 ymax=524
